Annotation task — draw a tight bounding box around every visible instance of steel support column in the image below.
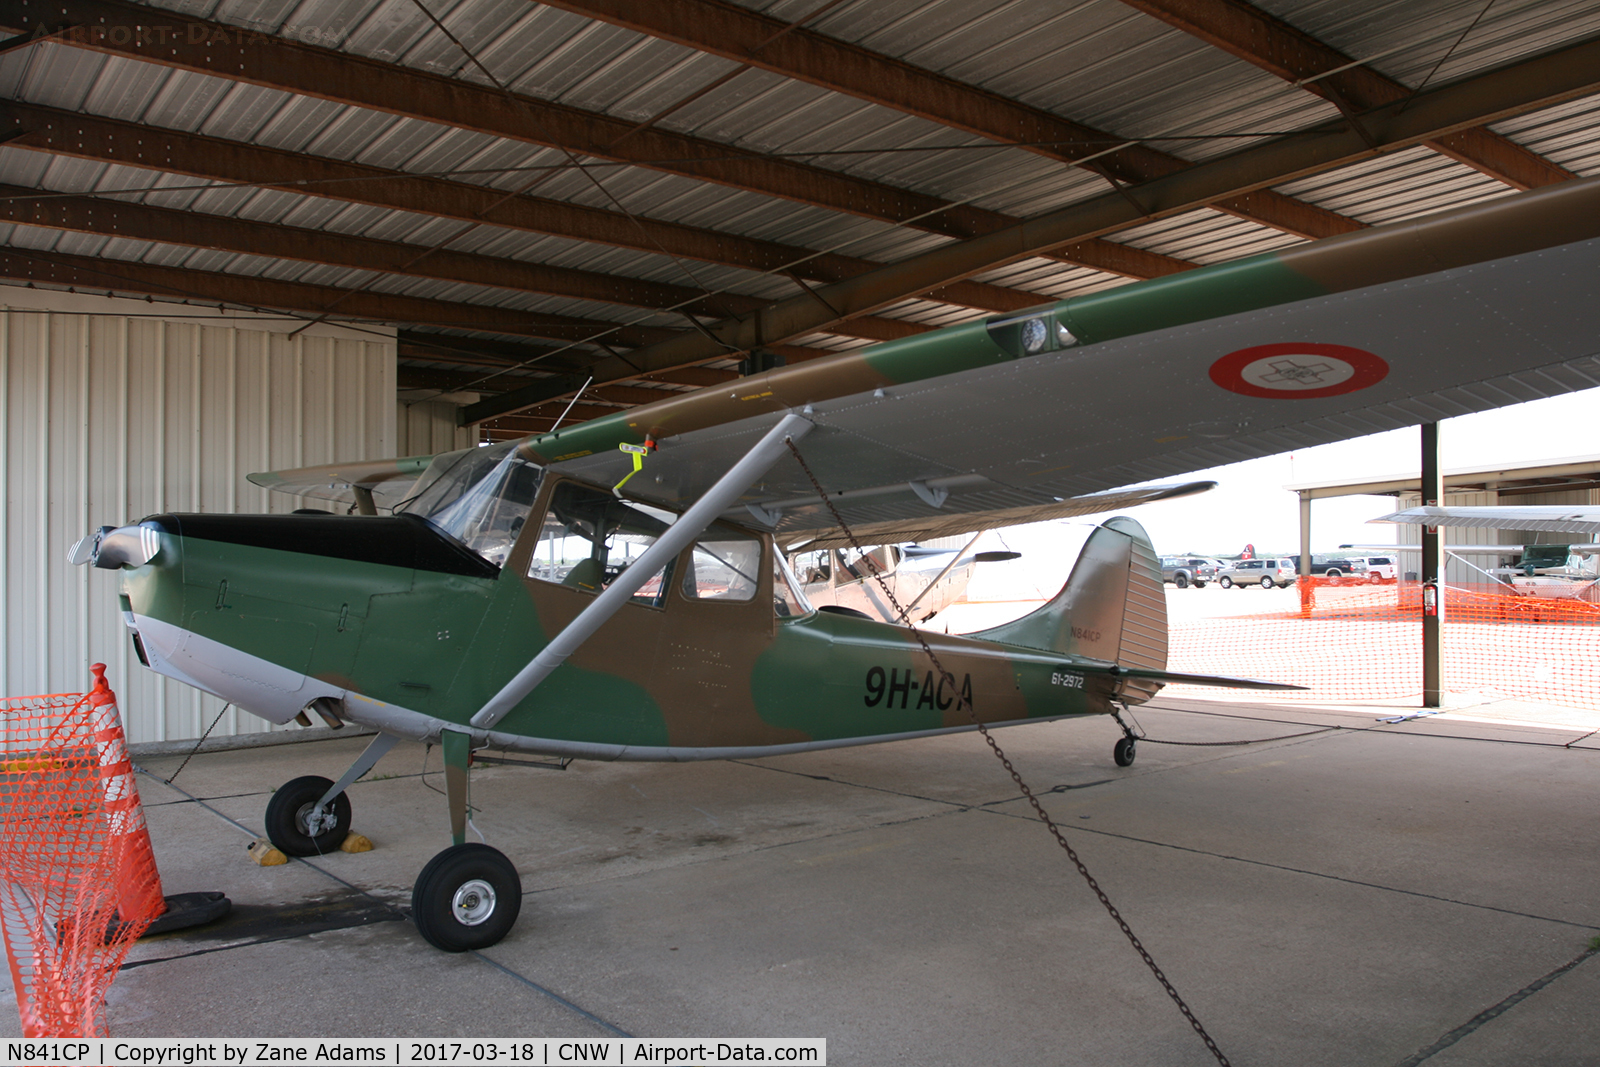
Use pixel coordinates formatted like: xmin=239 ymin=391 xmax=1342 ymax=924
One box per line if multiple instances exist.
xmin=1422 ymin=423 xmax=1444 ymax=708
xmin=1298 ymin=492 xmax=1313 ymax=617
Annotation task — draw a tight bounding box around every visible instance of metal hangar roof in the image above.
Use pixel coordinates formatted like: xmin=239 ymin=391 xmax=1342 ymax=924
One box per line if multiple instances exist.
xmin=2 ymin=0 xmax=1598 ymax=440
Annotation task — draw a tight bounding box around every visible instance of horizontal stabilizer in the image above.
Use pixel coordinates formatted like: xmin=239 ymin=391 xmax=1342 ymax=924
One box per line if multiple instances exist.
xmin=1079 ymin=664 xmax=1305 ymax=691
xmin=248 ymin=454 xmax=438 ymax=507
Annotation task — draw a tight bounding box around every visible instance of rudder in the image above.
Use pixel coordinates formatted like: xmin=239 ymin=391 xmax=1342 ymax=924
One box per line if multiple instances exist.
xmin=971 ymin=515 xmax=1167 ymax=673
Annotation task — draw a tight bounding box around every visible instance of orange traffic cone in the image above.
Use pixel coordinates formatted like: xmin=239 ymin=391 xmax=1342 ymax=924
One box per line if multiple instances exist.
xmin=86 ymin=664 xmax=167 ymax=927
xmin=86 ymin=664 xmax=229 ymax=939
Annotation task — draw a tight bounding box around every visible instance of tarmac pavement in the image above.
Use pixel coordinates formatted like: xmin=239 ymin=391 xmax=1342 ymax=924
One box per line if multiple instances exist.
xmin=5 ymin=697 xmax=1599 ymax=1066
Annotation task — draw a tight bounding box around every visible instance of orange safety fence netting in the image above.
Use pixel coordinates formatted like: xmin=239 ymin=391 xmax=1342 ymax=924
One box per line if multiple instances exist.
xmin=1165 ymin=579 xmax=1600 ymax=711
xmin=0 ymin=669 xmax=162 ymax=1037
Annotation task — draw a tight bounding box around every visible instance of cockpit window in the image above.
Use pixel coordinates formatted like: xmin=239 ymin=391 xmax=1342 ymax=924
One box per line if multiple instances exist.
xmin=680 ymin=526 xmax=761 ymax=602
xmin=528 ymin=481 xmax=678 ymax=606
xmin=399 ymin=441 xmax=543 ymax=567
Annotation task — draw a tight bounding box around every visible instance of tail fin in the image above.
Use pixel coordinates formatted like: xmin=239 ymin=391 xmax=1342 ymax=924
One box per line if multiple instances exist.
xmin=972 ymin=515 xmax=1167 ymax=676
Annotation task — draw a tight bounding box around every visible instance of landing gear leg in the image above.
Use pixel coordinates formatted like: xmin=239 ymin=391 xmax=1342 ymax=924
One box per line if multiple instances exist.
xmin=265 ymin=730 xmax=399 ymax=856
xmin=442 ymin=728 xmax=471 ymax=848
xmin=412 ymin=728 xmax=522 ymax=952
xmin=1110 ymin=706 xmax=1139 ymax=768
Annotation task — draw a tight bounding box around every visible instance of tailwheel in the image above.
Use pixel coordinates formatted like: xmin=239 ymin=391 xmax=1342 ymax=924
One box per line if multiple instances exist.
xmin=412 ymin=843 xmax=522 ymax=952
xmin=264 ymin=775 xmax=351 ymax=856
xmin=1113 ymin=736 xmax=1137 ymax=767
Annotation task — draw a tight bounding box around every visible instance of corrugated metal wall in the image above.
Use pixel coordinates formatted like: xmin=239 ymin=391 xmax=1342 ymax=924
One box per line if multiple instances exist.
xmin=2 ymin=288 xmax=396 ymax=744
xmin=397 ymin=395 xmax=475 ymax=456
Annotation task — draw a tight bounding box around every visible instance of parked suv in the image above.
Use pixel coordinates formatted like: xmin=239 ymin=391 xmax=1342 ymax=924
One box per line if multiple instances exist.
xmin=1160 ymin=556 xmax=1217 ymax=589
xmin=1218 ymin=558 xmax=1297 ymax=588
xmin=1356 ymin=555 xmax=1397 ymax=583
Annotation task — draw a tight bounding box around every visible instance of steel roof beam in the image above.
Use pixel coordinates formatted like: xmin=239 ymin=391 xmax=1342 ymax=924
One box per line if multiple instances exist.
xmin=6 ymin=0 xmax=1178 ymax=267
xmin=1117 ymin=0 xmax=1576 ymax=191
xmin=397 ymin=366 xmax=693 ymax=412
xmin=0 ymin=185 xmax=926 ymax=344
xmin=461 ymin=31 xmax=1600 ymax=423
xmin=2 ymin=0 xmax=1198 ymax=283
xmin=0 ymin=101 xmax=1052 ymax=322
xmin=396 ymin=332 xmax=742 ymax=388
xmin=540 ymin=0 xmax=1364 ymax=240
xmin=0 ymin=248 xmax=692 ymax=348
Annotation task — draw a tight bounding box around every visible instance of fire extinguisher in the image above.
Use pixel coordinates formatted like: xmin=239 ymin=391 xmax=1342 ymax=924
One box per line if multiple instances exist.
xmin=1422 ymin=579 xmax=1439 ymax=617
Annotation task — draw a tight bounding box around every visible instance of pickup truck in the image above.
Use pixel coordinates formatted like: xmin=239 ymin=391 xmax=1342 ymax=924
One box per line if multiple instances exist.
xmin=1160 ymin=556 xmax=1217 ymax=589
xmin=1287 ymin=555 xmax=1370 ymax=582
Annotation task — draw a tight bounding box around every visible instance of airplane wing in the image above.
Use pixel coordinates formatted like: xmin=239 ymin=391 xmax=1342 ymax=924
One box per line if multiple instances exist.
xmin=1342 ymin=542 xmax=1600 ymax=556
xmin=1371 ymin=506 xmax=1600 ymax=537
xmin=524 ymin=177 xmax=1600 ymax=545
xmin=776 ymin=481 xmax=1215 ymax=551
xmin=250 ymin=177 xmax=1600 ymax=544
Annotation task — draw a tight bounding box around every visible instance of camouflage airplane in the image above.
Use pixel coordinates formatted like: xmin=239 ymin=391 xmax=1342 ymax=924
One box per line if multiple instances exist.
xmin=789 ymin=540 xmax=1021 ymax=623
xmin=71 ymin=174 xmax=1600 ymax=952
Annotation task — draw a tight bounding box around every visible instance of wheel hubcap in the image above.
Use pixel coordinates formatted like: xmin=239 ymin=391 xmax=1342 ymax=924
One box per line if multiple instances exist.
xmin=453 ymin=879 xmax=497 ymax=926
xmin=297 ymin=802 xmax=333 ymax=838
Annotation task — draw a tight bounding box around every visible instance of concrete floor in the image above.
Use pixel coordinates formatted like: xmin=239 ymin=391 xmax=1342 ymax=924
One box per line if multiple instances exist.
xmin=6 ymin=698 xmax=1599 ymax=1066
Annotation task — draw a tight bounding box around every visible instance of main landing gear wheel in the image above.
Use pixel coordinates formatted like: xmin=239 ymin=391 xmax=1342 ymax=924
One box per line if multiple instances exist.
xmin=1113 ymin=736 xmax=1137 ymax=767
xmin=412 ymin=843 xmax=522 ymax=952
xmin=264 ymin=775 xmax=351 ymax=856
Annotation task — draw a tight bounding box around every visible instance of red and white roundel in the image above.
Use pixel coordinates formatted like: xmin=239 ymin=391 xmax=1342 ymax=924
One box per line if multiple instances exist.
xmin=1209 ymin=343 xmax=1388 ymax=400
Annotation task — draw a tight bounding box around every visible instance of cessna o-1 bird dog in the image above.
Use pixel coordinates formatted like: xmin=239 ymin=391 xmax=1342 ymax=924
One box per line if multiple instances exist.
xmin=71 ymin=175 xmax=1600 ymax=951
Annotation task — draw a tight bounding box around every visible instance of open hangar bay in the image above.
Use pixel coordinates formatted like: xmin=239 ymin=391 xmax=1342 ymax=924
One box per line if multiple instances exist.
xmin=2 ymin=0 xmax=1600 ymax=1062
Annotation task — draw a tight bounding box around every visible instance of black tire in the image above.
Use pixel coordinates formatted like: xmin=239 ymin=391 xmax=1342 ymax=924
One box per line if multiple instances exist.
xmin=1219 ymin=576 xmax=1233 ymax=589
xmin=1113 ymin=737 xmax=1137 ymax=767
xmin=1260 ymin=577 xmax=1274 ymax=589
xmin=1326 ymin=569 xmax=1342 ymax=584
xmin=1368 ymin=572 xmax=1382 ymax=584
xmin=264 ymin=775 xmax=351 ymax=857
xmin=1174 ymin=573 xmax=1189 ymax=589
xmin=412 ymin=843 xmax=522 ymax=952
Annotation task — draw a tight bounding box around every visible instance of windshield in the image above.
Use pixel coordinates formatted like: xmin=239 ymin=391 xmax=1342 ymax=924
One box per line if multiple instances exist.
xmin=527 ymin=481 xmax=679 ymax=606
xmin=399 ymin=441 xmax=543 ymax=567
xmin=773 ymin=550 xmax=814 ymax=618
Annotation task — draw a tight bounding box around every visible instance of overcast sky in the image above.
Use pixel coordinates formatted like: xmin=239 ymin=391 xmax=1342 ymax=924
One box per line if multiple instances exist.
xmin=970 ymin=384 xmax=1600 ymax=581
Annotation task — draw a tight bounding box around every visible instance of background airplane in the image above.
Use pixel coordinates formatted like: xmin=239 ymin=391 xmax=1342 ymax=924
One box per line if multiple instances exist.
xmin=788 ymin=539 xmax=1019 ymax=624
xmin=1366 ymin=504 xmax=1600 ymax=597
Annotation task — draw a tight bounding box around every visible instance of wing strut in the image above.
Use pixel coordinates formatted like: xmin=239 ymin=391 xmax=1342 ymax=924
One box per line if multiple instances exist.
xmin=470 ymin=412 xmax=815 ymax=731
